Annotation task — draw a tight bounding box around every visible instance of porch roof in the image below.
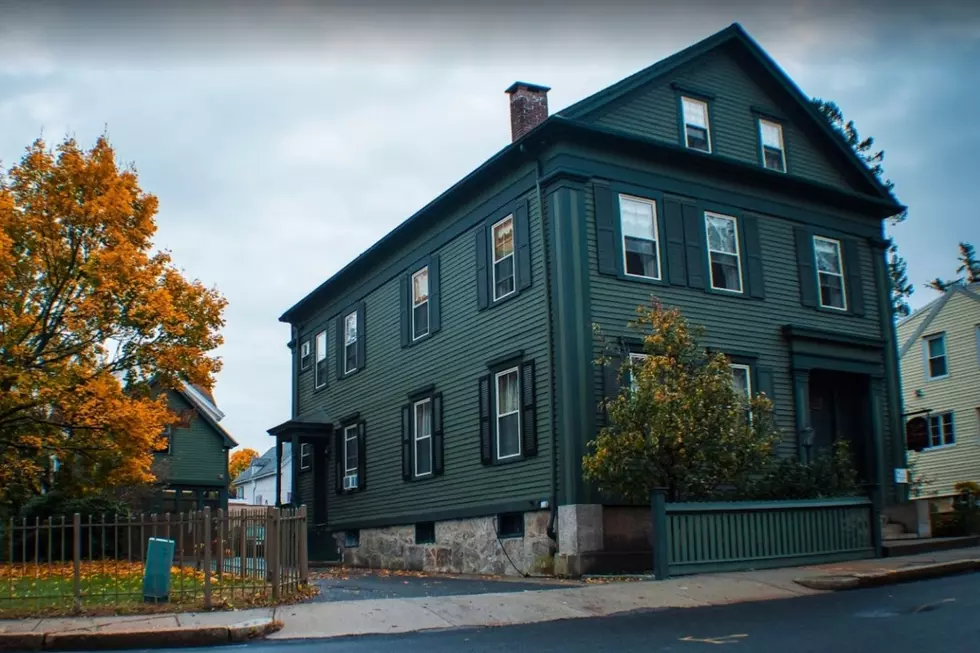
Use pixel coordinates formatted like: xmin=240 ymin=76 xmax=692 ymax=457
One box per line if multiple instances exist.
xmin=266 ymin=409 xmax=333 ymax=439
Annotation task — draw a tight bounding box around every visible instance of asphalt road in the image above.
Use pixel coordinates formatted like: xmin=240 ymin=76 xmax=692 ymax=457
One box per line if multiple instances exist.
xmin=310 ymin=570 xmax=577 ymax=602
xmin=79 ymin=573 xmax=980 ymax=653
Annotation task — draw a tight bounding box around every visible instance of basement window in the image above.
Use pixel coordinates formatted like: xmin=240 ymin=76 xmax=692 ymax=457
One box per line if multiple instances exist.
xmin=497 ymin=512 xmax=524 ymax=538
xmin=415 ymin=521 xmax=436 ymax=544
xmin=344 ymin=529 xmax=360 ymax=548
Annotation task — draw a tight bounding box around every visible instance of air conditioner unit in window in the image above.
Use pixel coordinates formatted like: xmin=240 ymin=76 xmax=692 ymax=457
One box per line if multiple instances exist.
xmin=344 ymin=474 xmax=358 ymax=491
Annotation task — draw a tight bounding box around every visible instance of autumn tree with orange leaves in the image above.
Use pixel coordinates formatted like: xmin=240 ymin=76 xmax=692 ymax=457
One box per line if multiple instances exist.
xmin=228 ymin=448 xmax=260 ymax=492
xmin=0 ymin=135 xmax=227 ymax=512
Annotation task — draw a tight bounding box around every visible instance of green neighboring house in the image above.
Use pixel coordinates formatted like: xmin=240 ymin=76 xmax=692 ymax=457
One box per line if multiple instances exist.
xmin=268 ymin=23 xmax=907 ymax=575
xmin=151 ymin=383 xmax=237 ymax=513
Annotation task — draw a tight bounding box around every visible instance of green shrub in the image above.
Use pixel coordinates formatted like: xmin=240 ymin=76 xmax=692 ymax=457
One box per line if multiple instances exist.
xmin=734 ymin=441 xmax=862 ymax=501
xmin=18 ymin=491 xmax=131 ymax=521
xmin=932 ymin=511 xmax=966 ymax=537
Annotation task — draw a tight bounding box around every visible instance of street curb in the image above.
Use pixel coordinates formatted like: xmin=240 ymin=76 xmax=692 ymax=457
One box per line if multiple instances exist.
xmin=0 ymin=618 xmax=282 ymax=651
xmin=793 ymin=559 xmax=980 ymax=591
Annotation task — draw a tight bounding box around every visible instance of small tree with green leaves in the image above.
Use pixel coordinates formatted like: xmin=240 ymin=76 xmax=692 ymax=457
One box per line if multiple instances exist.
xmin=957 ymin=242 xmax=980 ymax=283
xmin=583 ymin=301 xmax=781 ymax=503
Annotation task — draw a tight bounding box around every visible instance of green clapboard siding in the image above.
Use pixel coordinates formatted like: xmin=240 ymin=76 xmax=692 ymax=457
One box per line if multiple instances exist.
xmin=664 ymin=498 xmax=875 ymax=574
xmin=295 ymin=169 xmax=553 ymax=528
xmin=159 ymin=391 xmax=228 ymax=487
xmin=590 ymin=48 xmax=854 ymax=193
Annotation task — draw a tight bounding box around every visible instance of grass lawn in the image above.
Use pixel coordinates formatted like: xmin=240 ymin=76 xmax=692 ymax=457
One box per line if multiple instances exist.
xmin=0 ymin=561 xmax=283 ymax=617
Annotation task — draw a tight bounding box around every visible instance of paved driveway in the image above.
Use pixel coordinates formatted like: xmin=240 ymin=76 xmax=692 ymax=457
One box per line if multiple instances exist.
xmin=308 ymin=567 xmax=581 ymax=602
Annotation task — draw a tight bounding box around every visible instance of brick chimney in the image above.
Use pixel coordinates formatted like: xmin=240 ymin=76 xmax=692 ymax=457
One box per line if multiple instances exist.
xmin=505 ymin=82 xmax=551 ymax=142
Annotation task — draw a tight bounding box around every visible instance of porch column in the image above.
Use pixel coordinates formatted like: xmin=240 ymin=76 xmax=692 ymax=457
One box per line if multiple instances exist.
xmin=792 ymin=370 xmax=813 ymax=463
xmin=312 ymin=439 xmax=327 ymax=524
xmin=275 ymin=435 xmax=282 ymax=508
xmin=868 ymin=379 xmax=886 ymax=555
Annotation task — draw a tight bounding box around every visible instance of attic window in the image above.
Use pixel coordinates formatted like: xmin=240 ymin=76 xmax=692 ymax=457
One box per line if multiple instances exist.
xmin=681 ymin=97 xmax=711 ymax=153
xmin=759 ymin=119 xmax=785 ymax=172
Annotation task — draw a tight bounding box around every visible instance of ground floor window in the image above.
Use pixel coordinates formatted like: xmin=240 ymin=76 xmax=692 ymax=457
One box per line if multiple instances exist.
xmin=927 ymin=411 xmax=955 ymax=449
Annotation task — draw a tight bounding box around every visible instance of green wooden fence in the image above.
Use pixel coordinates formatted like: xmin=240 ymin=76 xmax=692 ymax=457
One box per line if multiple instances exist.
xmin=650 ymin=492 xmax=878 ymax=578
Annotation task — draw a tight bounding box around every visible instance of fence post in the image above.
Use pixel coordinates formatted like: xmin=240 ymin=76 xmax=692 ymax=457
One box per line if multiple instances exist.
xmin=269 ymin=507 xmax=280 ymax=601
xmin=298 ymin=505 xmax=309 ymax=584
xmin=216 ymin=508 xmax=225 ymax=584
xmin=72 ymin=513 xmax=81 ymax=612
xmin=650 ymin=488 xmax=669 ymax=580
xmin=867 ymin=482 xmax=883 ymax=557
xmin=202 ymin=507 xmax=212 ymax=609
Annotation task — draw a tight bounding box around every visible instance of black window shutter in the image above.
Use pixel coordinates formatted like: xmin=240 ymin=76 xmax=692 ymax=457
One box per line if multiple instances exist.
xmin=399 ymin=275 xmax=410 ymax=348
xmin=794 ymin=227 xmax=818 ymax=307
xmin=432 ymin=393 xmax=445 ymax=475
xmin=843 ymin=240 xmax=865 ymax=316
xmin=356 ymin=302 xmax=366 ymax=371
xmin=682 ymin=203 xmax=706 ymax=289
xmin=756 ymin=367 xmax=774 ymax=404
xmin=357 ymin=421 xmax=367 ymax=491
xmin=334 ymin=430 xmax=343 ymax=494
xmin=478 ymin=374 xmax=492 ymax=465
xmin=475 ymin=228 xmax=489 ymax=310
xmin=594 ymin=183 xmax=617 ymax=276
xmin=515 ymin=200 xmax=532 ymax=291
xmin=663 ymin=198 xmax=688 ymax=286
xmin=742 ymin=215 xmax=766 ymax=299
xmin=520 ymin=360 xmax=537 ymax=457
xmin=401 ymin=404 xmax=412 ymax=481
xmin=429 ymin=255 xmax=442 ymax=334
xmin=335 ymin=317 xmax=344 ymax=379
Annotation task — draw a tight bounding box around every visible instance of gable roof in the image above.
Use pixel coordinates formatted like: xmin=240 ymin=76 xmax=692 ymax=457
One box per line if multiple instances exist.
xmin=174 ymin=383 xmax=237 ymax=448
xmin=232 ymin=445 xmax=291 ymax=485
xmin=898 ymin=282 xmax=980 ymax=358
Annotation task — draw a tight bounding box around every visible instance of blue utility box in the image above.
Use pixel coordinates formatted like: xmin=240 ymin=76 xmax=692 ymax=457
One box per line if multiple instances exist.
xmin=143 ymin=537 xmax=175 ymax=603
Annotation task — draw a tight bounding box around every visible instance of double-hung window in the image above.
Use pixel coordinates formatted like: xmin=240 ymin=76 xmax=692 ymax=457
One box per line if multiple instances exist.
xmin=927 ymin=412 xmax=955 ymax=448
xmin=300 ymin=340 xmax=311 ymax=371
xmin=413 ymin=398 xmax=433 ymax=477
xmin=628 ymin=353 xmax=649 ymax=392
xmin=682 ymin=97 xmax=711 ymax=152
xmin=925 ymin=334 xmax=948 ymax=379
xmin=343 ymin=312 xmax=358 ymax=374
xmin=759 ymin=119 xmax=785 ymax=172
xmin=299 ymin=443 xmax=311 ymax=470
xmin=813 ymin=236 xmax=846 ymax=310
xmin=314 ymin=330 xmax=327 ymax=389
xmin=705 ymin=212 xmax=743 ymax=293
xmin=492 ymin=215 xmax=516 ymax=301
xmin=495 ymin=367 xmax=521 ymax=460
xmin=620 ymin=195 xmax=660 ymax=279
xmin=731 ymin=364 xmax=752 ymax=421
xmin=343 ymin=424 xmax=359 ymax=488
xmin=412 ymin=267 xmax=429 ymax=340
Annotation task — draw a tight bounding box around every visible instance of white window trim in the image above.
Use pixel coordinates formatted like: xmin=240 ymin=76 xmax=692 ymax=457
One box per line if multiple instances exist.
xmin=704 ymin=212 xmax=743 ymax=294
xmin=813 ymin=236 xmax=848 ymax=311
xmin=491 ymin=215 xmax=516 ymax=302
xmin=924 ymin=411 xmax=956 ymax=450
xmin=300 ymin=340 xmax=311 ymax=370
xmin=314 ymin=330 xmax=327 ymax=389
xmin=299 ymin=442 xmax=311 ymax=470
xmin=924 ymin=333 xmax=949 ymax=381
xmin=495 ymin=367 xmax=522 ymax=461
xmin=344 ymin=424 xmax=359 ymax=481
xmin=731 ymin=364 xmax=753 ymax=421
xmin=758 ymin=118 xmax=786 ymax=172
xmin=629 ymin=352 xmax=649 ymax=392
xmin=682 ymin=96 xmax=712 ymax=153
xmin=619 ymin=194 xmax=662 ymax=281
xmin=344 ymin=312 xmax=358 ymax=375
xmin=413 ymin=398 xmax=433 ymax=478
xmin=412 ymin=267 xmax=429 ymax=341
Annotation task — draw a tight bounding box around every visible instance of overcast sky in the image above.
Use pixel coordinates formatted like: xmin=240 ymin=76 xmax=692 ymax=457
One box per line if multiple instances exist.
xmin=2 ymin=0 xmax=977 ymax=454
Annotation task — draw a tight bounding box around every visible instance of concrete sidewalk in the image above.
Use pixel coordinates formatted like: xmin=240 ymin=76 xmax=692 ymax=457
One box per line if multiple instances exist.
xmin=2 ymin=547 xmax=977 ymax=649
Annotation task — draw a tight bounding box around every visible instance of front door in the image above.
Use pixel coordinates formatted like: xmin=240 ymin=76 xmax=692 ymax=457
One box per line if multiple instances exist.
xmin=808 ymin=369 xmax=872 ymax=481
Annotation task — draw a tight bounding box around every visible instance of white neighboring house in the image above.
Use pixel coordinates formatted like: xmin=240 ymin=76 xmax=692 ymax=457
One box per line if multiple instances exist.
xmin=231 ymin=445 xmax=293 ymax=506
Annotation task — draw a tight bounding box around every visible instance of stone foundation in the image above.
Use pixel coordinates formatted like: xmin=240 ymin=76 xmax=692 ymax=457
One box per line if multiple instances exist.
xmin=555 ymin=504 xmax=654 ymax=577
xmin=335 ymin=510 xmax=554 ymax=576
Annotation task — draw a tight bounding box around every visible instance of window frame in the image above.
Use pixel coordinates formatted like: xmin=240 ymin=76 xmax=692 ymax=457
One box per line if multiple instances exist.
xmin=299 ymin=339 xmax=311 ymax=371
xmin=343 ymin=311 xmax=358 ymax=375
xmin=758 ymin=118 xmax=786 ymax=172
xmin=299 ymin=442 xmax=311 ymax=471
xmin=411 ymin=266 xmax=430 ymax=341
xmin=497 ymin=512 xmax=525 ymax=538
xmin=730 ymin=363 xmax=753 ymax=421
xmin=925 ymin=411 xmax=956 ymax=450
xmin=491 ymin=214 xmax=517 ymax=302
xmin=628 ymin=352 xmax=649 ymax=392
xmin=813 ymin=236 xmax=848 ymax=311
xmin=924 ymin=333 xmax=949 ymax=380
xmin=314 ymin=329 xmax=328 ymax=390
xmin=343 ymin=423 xmax=359 ymax=487
xmin=704 ymin=211 xmax=744 ymax=294
xmin=618 ymin=194 xmax=662 ymax=281
xmin=494 ymin=366 xmax=522 ymax=461
xmin=681 ymin=96 xmax=712 ymax=153
xmin=413 ymin=397 xmax=434 ymax=478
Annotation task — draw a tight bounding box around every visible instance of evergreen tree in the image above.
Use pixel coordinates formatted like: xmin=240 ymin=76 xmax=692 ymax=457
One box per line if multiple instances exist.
xmin=888 ymin=243 xmax=913 ymax=317
xmin=956 ymin=242 xmax=980 ymax=283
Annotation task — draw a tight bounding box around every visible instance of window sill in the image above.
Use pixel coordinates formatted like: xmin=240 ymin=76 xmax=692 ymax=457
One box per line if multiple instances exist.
xmin=705 ymin=286 xmax=754 ymax=300
xmin=491 ymin=454 xmax=527 ymax=466
xmin=920 ymin=444 xmax=956 ymax=452
xmin=488 ymin=289 xmax=522 ymax=309
xmin=404 ymin=330 xmax=439 ymax=349
xmin=617 ymin=271 xmax=668 ymax=286
xmin=926 ymin=375 xmax=950 ymax=382
xmin=299 ymin=466 xmax=312 ymax=474
xmin=812 ymin=305 xmax=861 ymax=317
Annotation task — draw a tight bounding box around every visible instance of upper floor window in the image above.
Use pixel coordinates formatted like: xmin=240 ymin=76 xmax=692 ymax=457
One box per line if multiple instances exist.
xmin=343 ymin=311 xmax=358 ymax=374
xmin=495 ymin=367 xmax=522 ymax=460
xmin=492 ymin=215 xmax=516 ymax=301
xmin=619 ymin=195 xmax=660 ymax=280
xmin=682 ymin=97 xmax=711 ymax=152
xmin=705 ymin=212 xmax=742 ymax=293
xmin=314 ymin=330 xmax=327 ymax=389
xmin=412 ymin=267 xmax=429 ymax=340
xmin=925 ymin=334 xmax=948 ymax=380
xmin=759 ymin=119 xmax=785 ymax=172
xmin=413 ymin=398 xmax=433 ymax=478
xmin=299 ymin=443 xmax=311 ymax=470
xmin=344 ymin=424 xmax=359 ymax=489
xmin=300 ymin=339 xmax=311 ymax=371
xmin=813 ymin=236 xmax=846 ymax=311
xmin=927 ymin=411 xmax=955 ymax=448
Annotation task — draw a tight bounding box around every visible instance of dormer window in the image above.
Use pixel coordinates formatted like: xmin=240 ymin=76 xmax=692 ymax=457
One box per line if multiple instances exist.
xmin=682 ymin=97 xmax=711 ymax=152
xmin=759 ymin=119 xmax=785 ymax=172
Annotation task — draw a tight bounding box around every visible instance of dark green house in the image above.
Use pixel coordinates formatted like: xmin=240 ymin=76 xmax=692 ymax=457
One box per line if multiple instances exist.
xmin=150 ymin=384 xmax=237 ymax=513
xmin=269 ymin=23 xmax=907 ymax=575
